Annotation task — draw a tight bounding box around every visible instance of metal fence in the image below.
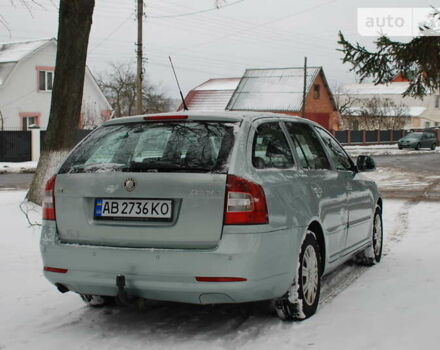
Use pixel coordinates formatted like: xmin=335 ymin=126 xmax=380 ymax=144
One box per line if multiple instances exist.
xmin=333 ymin=129 xmax=409 ymax=145
xmin=0 ymin=129 xmax=92 ymax=162
xmin=0 ymin=131 xmax=32 ymax=162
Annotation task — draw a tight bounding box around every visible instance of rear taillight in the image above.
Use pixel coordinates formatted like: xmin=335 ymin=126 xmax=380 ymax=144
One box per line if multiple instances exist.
xmin=44 ymin=266 xmax=68 ymax=274
xmin=224 ymin=175 xmax=268 ymax=225
xmin=42 ymin=175 xmax=56 ymax=221
xmin=195 ymin=277 xmax=247 ymax=282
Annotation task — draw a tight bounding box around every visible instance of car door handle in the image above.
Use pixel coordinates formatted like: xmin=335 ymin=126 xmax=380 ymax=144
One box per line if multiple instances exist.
xmin=311 ymin=184 xmax=323 ymax=198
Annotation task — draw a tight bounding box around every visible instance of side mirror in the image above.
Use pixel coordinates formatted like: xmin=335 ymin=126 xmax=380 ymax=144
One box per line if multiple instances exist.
xmin=356 ymin=155 xmax=375 ymax=172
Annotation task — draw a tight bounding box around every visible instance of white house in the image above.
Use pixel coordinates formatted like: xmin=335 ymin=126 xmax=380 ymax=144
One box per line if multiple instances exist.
xmin=0 ymin=38 xmax=112 ymax=130
xmin=340 ymin=76 xmax=440 ymax=130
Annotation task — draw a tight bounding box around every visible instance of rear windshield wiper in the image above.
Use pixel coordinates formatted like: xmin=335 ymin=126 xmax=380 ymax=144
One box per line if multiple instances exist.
xmin=68 ymin=163 xmax=129 ymax=173
xmin=128 ymin=161 xmax=212 ymax=173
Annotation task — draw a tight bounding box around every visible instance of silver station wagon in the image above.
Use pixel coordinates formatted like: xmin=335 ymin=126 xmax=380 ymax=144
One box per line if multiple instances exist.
xmin=40 ymin=111 xmax=383 ymax=320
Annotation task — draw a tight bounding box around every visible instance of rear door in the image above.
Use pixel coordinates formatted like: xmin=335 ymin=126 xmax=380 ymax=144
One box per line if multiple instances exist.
xmin=55 ymin=120 xmax=237 ymax=249
xmin=249 ymin=120 xmax=300 ymax=230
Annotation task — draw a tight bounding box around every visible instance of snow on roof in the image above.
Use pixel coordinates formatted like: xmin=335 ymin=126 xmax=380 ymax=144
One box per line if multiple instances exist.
xmin=0 ymin=38 xmax=53 ymax=63
xmin=226 ymin=67 xmax=321 ymax=112
xmin=180 ymin=78 xmax=240 ymax=111
xmin=342 ymin=82 xmax=410 ymax=95
xmin=183 ymin=90 xmax=236 ymax=111
xmin=193 ymin=78 xmax=241 ymax=91
xmin=346 ymin=106 xmax=426 ymax=117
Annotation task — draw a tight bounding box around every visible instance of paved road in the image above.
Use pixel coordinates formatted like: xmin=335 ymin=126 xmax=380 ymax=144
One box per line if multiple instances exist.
xmin=0 ymin=173 xmax=34 ymax=190
xmin=374 ymin=152 xmax=440 ymax=173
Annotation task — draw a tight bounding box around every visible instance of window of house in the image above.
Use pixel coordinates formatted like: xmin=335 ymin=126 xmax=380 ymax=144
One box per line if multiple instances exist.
xmin=22 ymin=116 xmax=39 ymax=130
xmin=425 ymin=121 xmax=431 ymax=128
xmin=351 ymin=120 xmax=360 ymax=130
xmin=38 ymin=70 xmax=54 ymax=91
xmin=435 ymin=96 xmax=440 ymax=108
xmin=313 ymin=84 xmax=320 ymax=99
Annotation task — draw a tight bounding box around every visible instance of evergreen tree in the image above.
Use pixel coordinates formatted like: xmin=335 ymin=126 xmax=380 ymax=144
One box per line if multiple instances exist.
xmin=338 ymin=8 xmax=440 ymax=98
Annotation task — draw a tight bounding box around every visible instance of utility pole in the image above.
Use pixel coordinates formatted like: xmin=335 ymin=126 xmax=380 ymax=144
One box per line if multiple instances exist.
xmin=136 ymin=0 xmax=143 ymax=115
xmin=301 ymin=56 xmax=307 ymax=118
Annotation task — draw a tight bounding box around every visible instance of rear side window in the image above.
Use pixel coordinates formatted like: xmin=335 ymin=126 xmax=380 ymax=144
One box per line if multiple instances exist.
xmin=59 ymin=122 xmax=237 ymax=174
xmin=252 ymin=122 xmax=294 ymax=169
xmin=285 ymin=122 xmax=330 ymax=170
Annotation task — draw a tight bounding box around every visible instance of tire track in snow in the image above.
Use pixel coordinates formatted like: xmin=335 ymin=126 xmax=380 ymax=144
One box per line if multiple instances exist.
xmin=319 ymin=180 xmax=440 ymax=308
xmin=320 ymin=198 xmax=417 ymax=306
xmin=383 ymin=179 xmax=440 ymax=253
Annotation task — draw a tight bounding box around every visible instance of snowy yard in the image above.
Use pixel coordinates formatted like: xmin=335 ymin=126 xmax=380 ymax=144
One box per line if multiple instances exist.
xmin=1 ymin=191 xmax=439 ymax=349
xmin=0 ymin=162 xmax=37 ymax=174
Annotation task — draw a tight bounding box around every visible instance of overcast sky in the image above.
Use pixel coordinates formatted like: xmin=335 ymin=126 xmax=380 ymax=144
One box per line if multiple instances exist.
xmin=0 ymin=0 xmax=435 ymax=99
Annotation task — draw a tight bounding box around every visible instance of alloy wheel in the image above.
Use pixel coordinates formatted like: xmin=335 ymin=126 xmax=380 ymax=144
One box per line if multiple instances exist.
xmin=302 ymin=245 xmax=319 ymax=306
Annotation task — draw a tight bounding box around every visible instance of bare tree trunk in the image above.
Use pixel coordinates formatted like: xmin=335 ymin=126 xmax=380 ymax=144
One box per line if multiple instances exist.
xmin=27 ymin=0 xmax=95 ymax=204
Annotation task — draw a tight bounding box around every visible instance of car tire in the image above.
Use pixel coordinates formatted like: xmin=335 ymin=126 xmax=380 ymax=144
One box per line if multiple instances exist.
xmin=431 ymin=143 xmax=437 ymax=150
xmin=398 ymin=145 xmax=403 ymax=150
xmin=274 ymin=231 xmax=321 ymax=321
xmin=80 ymin=294 xmax=115 ymax=307
xmin=415 ymin=143 xmax=421 ymax=150
xmin=356 ymin=207 xmax=383 ymax=266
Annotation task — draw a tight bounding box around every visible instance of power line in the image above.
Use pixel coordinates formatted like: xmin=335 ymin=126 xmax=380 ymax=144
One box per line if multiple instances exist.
xmin=146 ymin=0 xmax=246 ymax=19
xmin=92 ymin=0 xmax=343 ymax=55
xmin=89 ymin=13 xmax=133 ymax=53
xmin=170 ymin=0 xmax=339 ymax=54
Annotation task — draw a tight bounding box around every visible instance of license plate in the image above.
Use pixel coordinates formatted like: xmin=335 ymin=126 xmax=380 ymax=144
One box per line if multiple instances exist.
xmin=94 ymin=199 xmax=173 ymax=221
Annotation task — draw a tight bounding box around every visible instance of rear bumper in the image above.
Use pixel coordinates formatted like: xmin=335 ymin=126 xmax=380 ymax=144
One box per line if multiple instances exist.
xmin=40 ymin=222 xmax=299 ymax=304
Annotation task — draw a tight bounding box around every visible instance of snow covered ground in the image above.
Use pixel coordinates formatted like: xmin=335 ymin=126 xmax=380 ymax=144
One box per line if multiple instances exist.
xmin=1 ymin=191 xmax=439 ymax=349
xmin=0 ymin=161 xmax=37 ymax=174
xmin=361 ymin=167 xmax=440 ymax=199
xmin=345 ymin=143 xmax=440 ymax=157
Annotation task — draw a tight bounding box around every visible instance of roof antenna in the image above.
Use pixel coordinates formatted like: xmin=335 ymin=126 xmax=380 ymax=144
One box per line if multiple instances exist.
xmin=169 ymin=56 xmax=188 ymax=111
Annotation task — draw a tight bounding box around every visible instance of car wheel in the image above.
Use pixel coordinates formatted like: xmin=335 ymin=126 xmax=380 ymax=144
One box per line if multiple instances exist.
xmin=431 ymin=143 xmax=437 ymax=150
xmin=356 ymin=207 xmax=383 ymax=266
xmin=274 ymin=231 xmax=321 ymax=321
xmin=398 ymin=145 xmax=403 ymax=150
xmin=415 ymin=143 xmax=421 ymax=150
xmin=80 ymin=294 xmax=115 ymax=307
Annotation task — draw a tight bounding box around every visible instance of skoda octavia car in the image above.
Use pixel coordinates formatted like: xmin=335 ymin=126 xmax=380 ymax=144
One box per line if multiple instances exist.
xmin=398 ymin=131 xmax=437 ymax=150
xmin=40 ymin=112 xmax=382 ymax=320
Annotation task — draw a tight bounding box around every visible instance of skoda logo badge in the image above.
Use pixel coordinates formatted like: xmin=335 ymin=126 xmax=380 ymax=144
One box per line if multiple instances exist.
xmin=124 ymin=178 xmax=136 ymax=192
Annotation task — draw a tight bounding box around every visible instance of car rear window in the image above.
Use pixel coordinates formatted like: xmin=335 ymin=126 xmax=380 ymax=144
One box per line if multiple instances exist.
xmin=59 ymin=121 xmax=237 ymax=174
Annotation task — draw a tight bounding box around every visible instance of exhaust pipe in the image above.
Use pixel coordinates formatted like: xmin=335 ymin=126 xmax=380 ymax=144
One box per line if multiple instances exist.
xmin=55 ymin=283 xmax=69 ymax=293
xmin=116 ymin=274 xmax=135 ymax=306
